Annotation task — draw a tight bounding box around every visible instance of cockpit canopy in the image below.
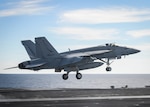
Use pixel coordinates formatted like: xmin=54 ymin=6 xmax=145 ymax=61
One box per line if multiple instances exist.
xmin=105 ymin=43 xmax=116 ymax=47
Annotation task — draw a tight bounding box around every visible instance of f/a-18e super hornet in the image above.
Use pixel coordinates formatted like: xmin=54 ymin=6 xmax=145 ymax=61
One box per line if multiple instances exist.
xmin=8 ymin=37 xmax=140 ymax=80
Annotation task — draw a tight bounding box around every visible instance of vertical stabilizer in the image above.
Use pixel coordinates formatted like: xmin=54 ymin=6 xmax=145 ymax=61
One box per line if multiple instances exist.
xmin=35 ymin=37 xmax=59 ymax=58
xmin=21 ymin=40 xmax=36 ymax=59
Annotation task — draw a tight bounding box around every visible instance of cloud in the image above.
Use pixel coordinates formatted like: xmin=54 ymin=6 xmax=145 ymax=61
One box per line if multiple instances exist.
xmin=132 ymin=43 xmax=150 ymax=51
xmin=50 ymin=27 xmax=119 ymax=40
xmin=60 ymin=7 xmax=150 ymax=24
xmin=126 ymin=29 xmax=150 ymax=38
xmin=0 ymin=0 xmax=53 ymax=17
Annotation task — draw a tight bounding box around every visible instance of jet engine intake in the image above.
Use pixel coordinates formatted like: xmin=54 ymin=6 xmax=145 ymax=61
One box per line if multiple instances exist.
xmin=59 ymin=57 xmax=83 ymax=67
xmin=55 ymin=69 xmax=61 ymax=72
xmin=117 ymin=55 xmax=121 ymax=59
xmin=64 ymin=62 xmax=103 ymax=71
xmin=78 ymin=62 xmax=103 ymax=70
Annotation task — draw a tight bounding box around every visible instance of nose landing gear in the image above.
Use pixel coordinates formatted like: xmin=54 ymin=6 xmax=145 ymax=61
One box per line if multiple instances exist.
xmin=100 ymin=58 xmax=113 ymax=72
xmin=106 ymin=66 xmax=112 ymax=71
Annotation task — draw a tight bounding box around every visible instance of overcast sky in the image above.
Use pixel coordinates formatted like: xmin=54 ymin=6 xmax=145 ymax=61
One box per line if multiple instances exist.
xmin=0 ymin=0 xmax=150 ymax=74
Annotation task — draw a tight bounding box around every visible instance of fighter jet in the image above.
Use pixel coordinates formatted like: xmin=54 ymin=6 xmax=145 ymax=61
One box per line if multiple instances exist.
xmin=8 ymin=37 xmax=140 ymax=80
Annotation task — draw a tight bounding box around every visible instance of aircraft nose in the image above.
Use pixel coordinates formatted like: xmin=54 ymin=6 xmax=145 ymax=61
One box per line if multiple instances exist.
xmin=134 ymin=49 xmax=141 ymax=53
xmin=127 ymin=48 xmax=140 ymax=55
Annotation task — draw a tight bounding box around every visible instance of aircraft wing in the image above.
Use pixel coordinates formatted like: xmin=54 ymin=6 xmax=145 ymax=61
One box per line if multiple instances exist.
xmin=64 ymin=50 xmax=111 ymax=58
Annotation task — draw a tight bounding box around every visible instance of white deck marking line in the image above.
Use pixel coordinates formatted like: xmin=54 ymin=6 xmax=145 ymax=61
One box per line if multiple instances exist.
xmin=1 ymin=95 xmax=150 ymax=103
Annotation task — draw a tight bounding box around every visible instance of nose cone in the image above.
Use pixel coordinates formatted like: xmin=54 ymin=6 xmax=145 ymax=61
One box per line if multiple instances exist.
xmin=127 ymin=48 xmax=140 ymax=55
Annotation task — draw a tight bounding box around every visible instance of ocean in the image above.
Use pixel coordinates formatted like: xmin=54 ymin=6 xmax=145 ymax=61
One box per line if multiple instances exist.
xmin=0 ymin=74 xmax=150 ymax=90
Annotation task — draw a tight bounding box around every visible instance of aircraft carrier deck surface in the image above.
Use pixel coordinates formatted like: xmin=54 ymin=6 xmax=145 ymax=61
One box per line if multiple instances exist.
xmin=0 ymin=88 xmax=150 ymax=107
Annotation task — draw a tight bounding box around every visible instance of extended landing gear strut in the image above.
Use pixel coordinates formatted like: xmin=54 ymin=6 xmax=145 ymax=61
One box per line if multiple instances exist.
xmin=62 ymin=71 xmax=82 ymax=80
xmin=106 ymin=58 xmax=112 ymax=72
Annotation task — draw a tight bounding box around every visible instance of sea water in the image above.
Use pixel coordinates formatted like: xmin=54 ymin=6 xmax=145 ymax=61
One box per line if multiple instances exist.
xmin=0 ymin=74 xmax=150 ymax=89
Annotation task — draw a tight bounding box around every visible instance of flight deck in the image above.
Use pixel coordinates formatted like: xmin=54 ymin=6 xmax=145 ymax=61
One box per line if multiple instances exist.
xmin=0 ymin=88 xmax=150 ymax=107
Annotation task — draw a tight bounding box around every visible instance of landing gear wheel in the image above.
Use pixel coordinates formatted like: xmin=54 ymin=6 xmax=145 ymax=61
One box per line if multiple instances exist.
xmin=76 ymin=73 xmax=82 ymax=79
xmin=106 ymin=67 xmax=112 ymax=71
xmin=62 ymin=74 xmax=68 ymax=80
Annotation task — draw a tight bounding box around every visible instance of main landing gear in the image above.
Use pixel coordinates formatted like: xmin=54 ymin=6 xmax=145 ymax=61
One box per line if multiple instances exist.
xmin=62 ymin=72 xmax=82 ymax=80
xmin=62 ymin=74 xmax=68 ymax=80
